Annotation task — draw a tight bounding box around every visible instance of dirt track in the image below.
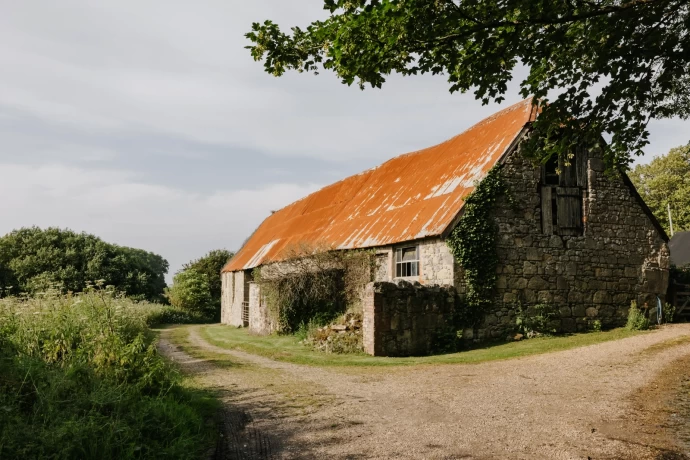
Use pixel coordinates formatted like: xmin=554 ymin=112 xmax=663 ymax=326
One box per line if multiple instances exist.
xmin=159 ymin=324 xmax=690 ymax=460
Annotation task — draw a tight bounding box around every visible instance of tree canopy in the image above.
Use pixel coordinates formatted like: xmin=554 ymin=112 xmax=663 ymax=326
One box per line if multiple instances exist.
xmin=182 ymin=249 xmax=234 ymax=307
xmin=0 ymin=227 xmax=168 ymax=302
xmin=629 ymin=143 xmax=690 ymax=234
xmin=166 ymin=269 xmax=214 ymax=317
xmin=246 ymin=0 xmax=690 ymax=167
xmin=168 ymin=249 xmax=234 ymax=321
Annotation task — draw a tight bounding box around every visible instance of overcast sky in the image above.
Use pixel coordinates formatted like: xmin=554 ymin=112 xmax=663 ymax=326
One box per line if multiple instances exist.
xmin=2 ymin=1 xmax=689 ymax=282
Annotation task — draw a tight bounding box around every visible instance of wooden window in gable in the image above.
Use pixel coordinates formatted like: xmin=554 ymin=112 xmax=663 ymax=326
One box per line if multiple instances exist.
xmin=541 ymin=148 xmax=588 ymax=236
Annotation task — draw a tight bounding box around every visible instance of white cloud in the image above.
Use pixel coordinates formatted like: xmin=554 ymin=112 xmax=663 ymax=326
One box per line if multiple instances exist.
xmin=0 ymin=0 xmax=688 ymax=285
xmin=0 ymin=163 xmax=320 ymax=280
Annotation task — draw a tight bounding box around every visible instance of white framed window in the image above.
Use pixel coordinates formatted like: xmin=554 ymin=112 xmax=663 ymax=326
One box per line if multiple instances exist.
xmin=395 ymin=246 xmax=419 ymax=278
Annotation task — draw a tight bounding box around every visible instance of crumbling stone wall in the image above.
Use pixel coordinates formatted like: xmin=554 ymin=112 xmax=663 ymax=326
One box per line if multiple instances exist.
xmin=363 ymin=281 xmax=456 ymax=356
xmin=463 ymin=148 xmax=670 ymax=340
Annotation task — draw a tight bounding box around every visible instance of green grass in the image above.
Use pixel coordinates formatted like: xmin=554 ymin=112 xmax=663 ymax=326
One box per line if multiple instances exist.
xmin=164 ymin=325 xmax=246 ymax=370
xmin=0 ymin=290 xmax=220 ymax=460
xmin=200 ymin=324 xmax=644 ymax=367
xmin=165 ymin=326 xmax=334 ymax=412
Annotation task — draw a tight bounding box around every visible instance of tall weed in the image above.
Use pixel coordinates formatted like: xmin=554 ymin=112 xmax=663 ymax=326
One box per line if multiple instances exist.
xmin=0 ymin=288 xmax=217 ymax=459
xmin=625 ymin=301 xmax=650 ymax=331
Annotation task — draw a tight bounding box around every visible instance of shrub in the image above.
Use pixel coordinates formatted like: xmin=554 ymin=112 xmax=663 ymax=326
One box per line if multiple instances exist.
xmin=145 ymin=306 xmax=213 ymax=327
xmin=626 ymin=301 xmax=650 ymax=331
xmin=255 ymin=244 xmax=376 ymax=334
xmin=515 ymin=303 xmax=560 ymax=337
xmin=0 ymin=289 xmax=217 ymax=459
xmin=663 ymin=302 xmax=676 ymax=324
xmin=166 ymin=269 xmax=214 ymax=319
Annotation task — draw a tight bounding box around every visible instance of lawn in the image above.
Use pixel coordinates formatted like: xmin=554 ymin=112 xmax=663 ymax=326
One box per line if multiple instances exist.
xmin=199 ymin=324 xmax=644 ymax=367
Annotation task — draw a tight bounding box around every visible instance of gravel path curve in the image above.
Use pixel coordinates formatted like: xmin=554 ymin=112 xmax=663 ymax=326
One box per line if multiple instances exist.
xmin=160 ymin=324 xmax=690 ymax=460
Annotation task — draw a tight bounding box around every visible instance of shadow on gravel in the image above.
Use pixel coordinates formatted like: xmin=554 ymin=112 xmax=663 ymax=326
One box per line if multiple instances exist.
xmin=209 ymin=390 xmax=359 ymax=460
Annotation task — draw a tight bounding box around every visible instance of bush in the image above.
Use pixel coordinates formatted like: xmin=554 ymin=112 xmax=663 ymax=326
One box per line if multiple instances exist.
xmin=0 ymin=289 xmax=217 ymax=459
xmin=256 ymin=246 xmax=376 ymax=334
xmin=515 ymin=303 xmax=560 ymax=337
xmin=626 ymin=301 xmax=650 ymax=331
xmin=145 ymin=306 xmax=213 ymax=327
xmin=663 ymin=302 xmax=676 ymax=324
xmin=166 ymin=269 xmax=214 ymax=319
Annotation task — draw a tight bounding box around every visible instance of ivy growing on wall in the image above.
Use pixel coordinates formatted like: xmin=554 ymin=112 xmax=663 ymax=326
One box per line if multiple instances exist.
xmin=446 ymin=165 xmax=511 ymax=326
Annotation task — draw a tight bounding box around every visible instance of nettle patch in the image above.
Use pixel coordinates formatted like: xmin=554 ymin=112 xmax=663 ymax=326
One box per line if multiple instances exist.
xmin=254 ymin=244 xmax=376 ymax=342
xmin=446 ymin=165 xmax=512 ymax=331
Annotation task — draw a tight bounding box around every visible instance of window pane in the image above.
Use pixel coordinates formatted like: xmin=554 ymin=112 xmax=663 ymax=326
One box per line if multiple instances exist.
xmin=396 ymin=264 xmax=402 ymax=277
xmin=401 ymin=247 xmax=417 ymax=262
xmin=411 ymin=262 xmax=418 ymax=276
xmin=395 ymin=249 xmax=401 ymax=262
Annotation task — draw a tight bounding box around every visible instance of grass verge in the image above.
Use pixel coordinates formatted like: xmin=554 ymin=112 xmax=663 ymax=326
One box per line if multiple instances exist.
xmin=200 ymin=324 xmax=644 ymax=367
xmin=163 ymin=326 xmax=333 ymax=412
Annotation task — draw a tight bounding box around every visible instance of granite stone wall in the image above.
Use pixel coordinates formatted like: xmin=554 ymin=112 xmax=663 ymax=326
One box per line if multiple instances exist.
xmin=363 ymin=281 xmax=456 ymax=356
xmin=461 ymin=147 xmax=670 ymax=340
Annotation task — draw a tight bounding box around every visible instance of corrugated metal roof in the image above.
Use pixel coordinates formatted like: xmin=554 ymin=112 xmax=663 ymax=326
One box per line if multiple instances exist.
xmin=223 ymin=98 xmax=537 ymax=272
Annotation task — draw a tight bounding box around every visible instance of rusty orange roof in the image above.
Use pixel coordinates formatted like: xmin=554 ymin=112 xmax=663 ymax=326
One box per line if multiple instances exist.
xmin=223 ymin=98 xmax=537 ymax=272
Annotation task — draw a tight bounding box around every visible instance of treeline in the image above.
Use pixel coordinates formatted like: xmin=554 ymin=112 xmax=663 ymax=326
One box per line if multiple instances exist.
xmin=630 ymin=142 xmax=690 ymax=235
xmin=167 ymin=249 xmax=234 ymax=321
xmin=0 ymin=227 xmax=168 ymax=302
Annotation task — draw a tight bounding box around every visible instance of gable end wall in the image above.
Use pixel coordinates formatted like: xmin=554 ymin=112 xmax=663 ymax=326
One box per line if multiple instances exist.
xmin=465 ymin=146 xmax=670 ymax=339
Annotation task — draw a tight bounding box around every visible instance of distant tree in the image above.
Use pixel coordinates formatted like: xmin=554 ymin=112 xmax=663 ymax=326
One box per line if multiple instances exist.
xmin=0 ymin=227 xmax=168 ymax=301
xmin=182 ymin=249 xmax=234 ymax=320
xmin=629 ymin=143 xmax=690 ymax=234
xmin=247 ymin=0 xmax=690 ymax=168
xmin=166 ymin=269 xmax=213 ymax=318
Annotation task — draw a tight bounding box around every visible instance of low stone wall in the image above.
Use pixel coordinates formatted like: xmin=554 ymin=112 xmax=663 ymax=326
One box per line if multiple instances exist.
xmin=363 ymin=281 xmax=456 ymax=357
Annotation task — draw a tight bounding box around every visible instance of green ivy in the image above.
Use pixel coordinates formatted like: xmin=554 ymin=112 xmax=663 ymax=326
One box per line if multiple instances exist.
xmin=446 ymin=165 xmax=510 ymax=326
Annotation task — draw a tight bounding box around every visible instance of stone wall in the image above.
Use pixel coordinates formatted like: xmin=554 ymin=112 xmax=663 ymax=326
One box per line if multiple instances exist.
xmin=220 ymin=270 xmax=246 ymax=327
xmin=464 ymin=147 xmax=670 ymax=340
xmin=419 ymin=238 xmax=455 ymax=286
xmin=248 ymin=283 xmax=276 ymax=334
xmin=363 ymin=281 xmax=456 ymax=356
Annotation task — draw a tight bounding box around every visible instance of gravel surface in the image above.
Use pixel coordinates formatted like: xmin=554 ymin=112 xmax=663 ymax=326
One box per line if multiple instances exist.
xmin=159 ymin=324 xmax=690 ymax=460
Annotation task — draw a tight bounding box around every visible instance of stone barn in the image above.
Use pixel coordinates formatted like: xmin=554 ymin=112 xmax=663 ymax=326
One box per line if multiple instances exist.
xmin=221 ymin=99 xmax=670 ymax=355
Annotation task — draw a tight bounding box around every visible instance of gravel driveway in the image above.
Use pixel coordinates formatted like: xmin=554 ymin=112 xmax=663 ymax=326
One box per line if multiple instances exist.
xmin=159 ymin=324 xmax=690 ymax=460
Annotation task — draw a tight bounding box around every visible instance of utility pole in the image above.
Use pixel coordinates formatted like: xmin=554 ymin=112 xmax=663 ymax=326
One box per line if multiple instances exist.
xmin=668 ymin=203 xmax=674 ymax=237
